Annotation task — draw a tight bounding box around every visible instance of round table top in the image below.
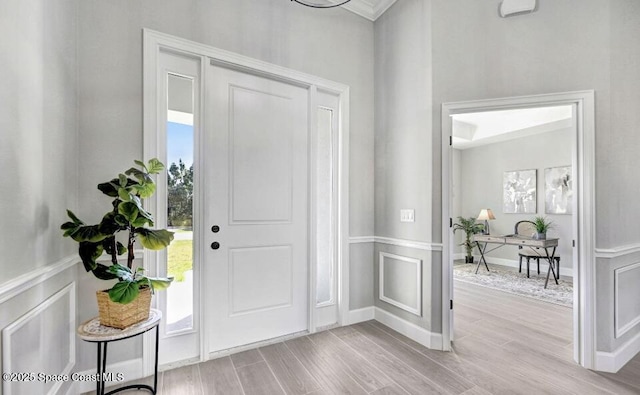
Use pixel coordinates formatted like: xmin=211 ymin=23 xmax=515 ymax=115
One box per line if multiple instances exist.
xmin=77 ymin=309 xmax=162 ymax=342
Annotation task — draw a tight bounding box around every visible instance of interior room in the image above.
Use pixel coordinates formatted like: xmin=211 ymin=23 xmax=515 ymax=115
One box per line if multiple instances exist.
xmin=2 ymin=0 xmax=640 ymax=394
xmin=450 ymin=106 xmax=577 ymax=378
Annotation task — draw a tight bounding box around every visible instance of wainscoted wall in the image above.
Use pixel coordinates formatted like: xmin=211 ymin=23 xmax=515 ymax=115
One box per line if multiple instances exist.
xmin=0 ymin=258 xmax=77 ymax=395
xmin=595 ymin=245 xmax=640 ymax=371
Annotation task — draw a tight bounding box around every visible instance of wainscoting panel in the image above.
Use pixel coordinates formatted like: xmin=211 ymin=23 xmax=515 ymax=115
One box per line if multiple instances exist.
xmin=615 ymin=262 xmax=640 ymax=339
xmin=379 ymin=252 xmax=422 ymax=316
xmin=2 ymin=282 xmax=76 ymax=395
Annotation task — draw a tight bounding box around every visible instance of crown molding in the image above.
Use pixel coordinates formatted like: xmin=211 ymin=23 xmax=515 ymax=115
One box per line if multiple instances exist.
xmin=342 ymin=0 xmax=398 ymax=21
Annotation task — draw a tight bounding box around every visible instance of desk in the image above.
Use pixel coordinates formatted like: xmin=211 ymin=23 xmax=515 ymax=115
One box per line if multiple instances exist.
xmin=473 ymin=234 xmax=559 ymax=289
xmin=77 ymin=309 xmax=161 ymax=395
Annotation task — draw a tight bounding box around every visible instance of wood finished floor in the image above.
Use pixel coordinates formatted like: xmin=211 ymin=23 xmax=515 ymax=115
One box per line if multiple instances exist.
xmin=86 ymin=281 xmax=640 ymax=395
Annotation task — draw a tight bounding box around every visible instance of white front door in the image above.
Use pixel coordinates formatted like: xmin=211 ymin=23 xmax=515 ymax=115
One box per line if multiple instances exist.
xmin=204 ymin=64 xmax=310 ymax=352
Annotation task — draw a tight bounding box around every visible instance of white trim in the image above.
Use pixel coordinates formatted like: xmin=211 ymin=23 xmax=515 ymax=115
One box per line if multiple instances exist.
xmin=375 ymin=237 xmax=443 ymax=251
xmin=595 ymin=329 xmax=640 ymax=373
xmin=72 ymin=358 xmax=143 ymax=394
xmin=349 ymin=236 xmax=375 ymax=244
xmin=143 ymin=29 xmax=350 ymax=367
xmin=348 ymin=236 xmax=443 ymax=251
xmin=441 ymin=91 xmax=596 ymax=369
xmin=379 ymin=252 xmax=422 ymax=316
xmin=374 ymin=307 xmax=443 ymax=350
xmin=614 ymin=262 xmax=640 ymax=339
xmin=0 ymin=254 xmax=77 ymax=305
xmin=346 ymin=306 xmax=375 ymax=324
xmin=341 ymin=0 xmax=398 ymax=21
xmin=2 ymin=282 xmax=76 ymax=395
xmin=167 ymin=110 xmax=194 ymax=126
xmin=595 ymin=243 xmax=640 ymax=259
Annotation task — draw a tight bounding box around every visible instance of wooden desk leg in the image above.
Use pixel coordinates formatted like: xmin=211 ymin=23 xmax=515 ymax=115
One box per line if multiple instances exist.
xmin=475 ymin=241 xmax=490 ymax=274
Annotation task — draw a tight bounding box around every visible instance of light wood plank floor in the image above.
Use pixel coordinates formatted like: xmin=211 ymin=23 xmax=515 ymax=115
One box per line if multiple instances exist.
xmin=85 ymin=281 xmax=640 ymax=395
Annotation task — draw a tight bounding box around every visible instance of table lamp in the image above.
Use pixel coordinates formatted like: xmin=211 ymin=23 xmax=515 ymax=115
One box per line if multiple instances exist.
xmin=477 ymin=209 xmax=496 ymax=235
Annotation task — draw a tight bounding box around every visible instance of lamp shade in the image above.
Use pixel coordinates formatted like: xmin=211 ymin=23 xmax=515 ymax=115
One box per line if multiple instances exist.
xmin=477 ymin=209 xmax=496 ymax=221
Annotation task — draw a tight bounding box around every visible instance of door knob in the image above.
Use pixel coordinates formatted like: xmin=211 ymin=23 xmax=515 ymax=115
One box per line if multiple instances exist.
xmin=211 ymin=242 xmax=220 ymax=250
xmin=211 ymin=225 xmax=220 ymax=233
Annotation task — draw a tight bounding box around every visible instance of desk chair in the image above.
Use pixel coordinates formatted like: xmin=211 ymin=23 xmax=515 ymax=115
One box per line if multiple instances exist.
xmin=515 ymin=220 xmax=560 ymax=278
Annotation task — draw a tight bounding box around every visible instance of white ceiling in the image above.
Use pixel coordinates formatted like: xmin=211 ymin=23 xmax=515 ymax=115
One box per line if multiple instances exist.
xmin=341 ymin=0 xmax=398 ymax=21
xmin=451 ymin=106 xmax=574 ymax=150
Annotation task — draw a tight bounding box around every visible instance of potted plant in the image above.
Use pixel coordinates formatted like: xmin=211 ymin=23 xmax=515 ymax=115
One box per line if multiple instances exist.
xmin=453 ymin=216 xmax=484 ymax=263
xmin=61 ymin=159 xmax=174 ymax=329
xmin=532 ymin=216 xmax=553 ymax=240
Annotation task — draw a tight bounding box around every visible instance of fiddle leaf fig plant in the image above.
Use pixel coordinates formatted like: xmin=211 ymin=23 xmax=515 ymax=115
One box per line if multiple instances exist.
xmin=61 ymin=158 xmax=174 ymax=304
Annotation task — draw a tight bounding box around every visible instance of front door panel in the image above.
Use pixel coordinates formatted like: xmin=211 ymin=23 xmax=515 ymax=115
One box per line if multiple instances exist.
xmin=205 ymin=64 xmax=309 ymax=352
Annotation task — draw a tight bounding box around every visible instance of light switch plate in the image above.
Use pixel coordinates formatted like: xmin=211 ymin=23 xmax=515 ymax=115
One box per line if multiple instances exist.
xmin=400 ymin=209 xmax=415 ymax=222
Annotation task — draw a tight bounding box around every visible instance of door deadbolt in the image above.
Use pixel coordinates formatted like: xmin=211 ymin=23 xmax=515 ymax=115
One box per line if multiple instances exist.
xmin=211 ymin=242 xmax=220 ymax=250
xmin=211 ymin=225 xmax=220 ymax=233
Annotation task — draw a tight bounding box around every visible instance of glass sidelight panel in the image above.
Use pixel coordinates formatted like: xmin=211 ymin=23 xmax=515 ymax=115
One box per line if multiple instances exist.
xmin=166 ymin=74 xmax=194 ymax=333
xmin=316 ymin=107 xmax=335 ymax=306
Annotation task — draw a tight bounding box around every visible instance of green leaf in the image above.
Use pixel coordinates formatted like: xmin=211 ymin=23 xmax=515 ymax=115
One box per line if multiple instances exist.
xmin=147 ymin=158 xmax=165 ymax=174
xmin=131 ymin=216 xmax=151 ymax=228
xmin=108 ymin=281 xmax=140 ymax=304
xmin=108 ymin=263 xmax=134 ymax=281
xmin=118 ymin=187 xmax=132 ymax=202
xmin=78 ymin=242 xmax=103 ymax=272
xmin=66 ymin=210 xmax=83 ymax=224
xmin=136 ymin=228 xmax=174 ymax=250
xmin=98 ymin=178 xmax=138 ymax=197
xmin=118 ymin=173 xmax=128 ymax=188
xmin=69 ymin=225 xmax=109 ymax=243
xmin=125 ymin=167 xmax=153 ymax=184
xmin=133 ymin=181 xmax=156 ymax=198
xmin=116 ymin=242 xmax=127 ymax=255
xmin=92 ymin=263 xmax=119 ymax=280
xmin=118 ymin=201 xmax=139 ymax=222
xmin=147 ymin=276 xmax=173 ymax=291
xmin=98 ymin=212 xmax=122 ymax=235
xmin=134 ymin=159 xmax=147 ymax=170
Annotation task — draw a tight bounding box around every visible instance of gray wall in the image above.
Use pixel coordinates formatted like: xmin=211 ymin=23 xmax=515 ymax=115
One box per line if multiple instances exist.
xmin=75 ymin=0 xmax=375 ymax=368
xmin=0 ymin=0 xmax=78 ymax=283
xmin=374 ymin=0 xmax=437 ymax=331
xmin=456 ymin=129 xmax=574 ymax=270
xmin=0 ymin=1 xmax=78 ymax=393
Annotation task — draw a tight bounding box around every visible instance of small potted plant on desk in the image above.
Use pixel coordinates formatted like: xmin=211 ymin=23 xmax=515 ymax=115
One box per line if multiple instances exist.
xmin=61 ymin=159 xmax=174 ymax=329
xmin=453 ymin=216 xmax=485 ymax=263
xmin=532 ymin=216 xmax=553 ymax=240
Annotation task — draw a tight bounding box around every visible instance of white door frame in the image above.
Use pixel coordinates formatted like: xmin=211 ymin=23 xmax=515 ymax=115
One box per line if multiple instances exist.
xmin=441 ymin=91 xmax=596 ymax=369
xmin=142 ymin=29 xmax=350 ymax=372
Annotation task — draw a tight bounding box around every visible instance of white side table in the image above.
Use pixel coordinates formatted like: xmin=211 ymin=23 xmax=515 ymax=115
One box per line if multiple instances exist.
xmin=77 ymin=309 xmax=161 ymax=395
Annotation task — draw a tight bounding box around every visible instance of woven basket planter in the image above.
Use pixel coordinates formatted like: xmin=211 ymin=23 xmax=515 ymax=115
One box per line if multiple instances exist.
xmin=96 ymin=287 xmax=152 ymax=329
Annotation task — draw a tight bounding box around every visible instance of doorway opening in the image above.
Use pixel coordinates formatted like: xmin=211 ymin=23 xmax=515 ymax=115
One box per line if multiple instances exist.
xmin=441 ymin=91 xmax=596 ymax=369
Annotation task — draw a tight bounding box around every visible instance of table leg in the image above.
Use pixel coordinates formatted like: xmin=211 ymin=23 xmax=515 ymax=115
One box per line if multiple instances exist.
xmin=544 ymin=246 xmax=558 ymax=289
xmin=96 ymin=342 xmax=101 ymax=395
xmin=96 ymin=341 xmax=108 ymax=395
xmin=154 ymin=324 xmax=159 ymax=393
xmin=475 ymin=241 xmax=490 ymax=274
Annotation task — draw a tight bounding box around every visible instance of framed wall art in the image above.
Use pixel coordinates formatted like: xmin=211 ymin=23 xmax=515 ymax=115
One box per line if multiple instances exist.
xmin=503 ymin=169 xmax=537 ymax=214
xmin=545 ymin=166 xmax=572 ymax=214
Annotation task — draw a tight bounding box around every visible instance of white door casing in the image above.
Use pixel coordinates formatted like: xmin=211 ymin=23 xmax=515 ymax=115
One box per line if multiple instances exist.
xmin=143 ymin=29 xmax=350 ymax=372
xmin=441 ymin=91 xmax=596 ymax=369
xmin=205 ymin=65 xmax=309 ymax=352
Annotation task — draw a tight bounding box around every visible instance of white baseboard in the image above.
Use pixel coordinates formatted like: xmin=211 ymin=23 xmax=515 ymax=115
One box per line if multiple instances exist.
xmin=374 ymin=307 xmax=443 ymax=350
xmin=473 ymin=255 xmax=573 ymax=277
xmin=346 ymin=306 xmax=375 ymax=325
xmin=72 ymin=358 xmax=143 ymax=394
xmin=595 ymin=330 xmax=640 ymax=373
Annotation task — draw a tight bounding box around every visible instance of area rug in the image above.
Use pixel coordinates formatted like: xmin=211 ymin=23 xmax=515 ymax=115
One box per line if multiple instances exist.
xmin=454 ymin=262 xmax=573 ymax=307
